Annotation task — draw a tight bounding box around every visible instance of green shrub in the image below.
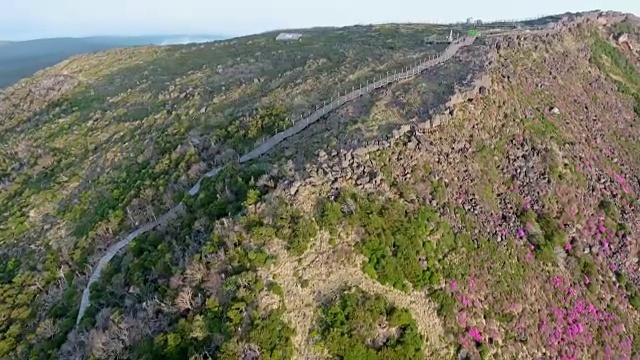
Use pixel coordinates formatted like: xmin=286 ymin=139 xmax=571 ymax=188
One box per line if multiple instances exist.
xmin=317 ymin=199 xmax=344 ymax=235
xmin=317 ymin=287 xmax=423 ymax=360
xmin=429 ymin=289 xmax=456 ymax=319
xmin=598 ymin=198 xmax=618 ymax=221
xmin=131 ymin=271 xmax=293 ymax=359
xmin=248 ymin=308 xmax=295 ymax=360
xmin=633 ymin=324 xmax=640 ymax=355
xmin=274 ymin=203 xmax=318 ymax=256
xmin=268 ymin=282 xmax=285 ymax=298
xmin=315 ymin=191 xmax=460 ymax=291
xmin=520 ymin=211 xmax=566 ymax=263
xmin=591 ymin=32 xmax=640 ymax=116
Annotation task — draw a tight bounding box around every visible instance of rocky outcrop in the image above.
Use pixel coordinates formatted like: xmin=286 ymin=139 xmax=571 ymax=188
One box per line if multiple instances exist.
xmin=615 ymin=32 xmax=630 ymax=44
xmin=0 ymin=74 xmax=79 ymax=120
xmin=418 ymin=67 xmax=492 ymax=132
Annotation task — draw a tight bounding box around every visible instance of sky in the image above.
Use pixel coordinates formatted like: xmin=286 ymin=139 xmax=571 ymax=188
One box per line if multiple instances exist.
xmin=1 ymin=0 xmax=639 ymax=41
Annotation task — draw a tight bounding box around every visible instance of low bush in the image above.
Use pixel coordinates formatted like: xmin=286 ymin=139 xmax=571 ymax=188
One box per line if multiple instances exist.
xmin=316 ymin=287 xmax=423 ymax=360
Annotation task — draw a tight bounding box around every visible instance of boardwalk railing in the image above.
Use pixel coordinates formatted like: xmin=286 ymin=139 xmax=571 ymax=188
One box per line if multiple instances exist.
xmin=76 ymin=35 xmax=477 ymax=325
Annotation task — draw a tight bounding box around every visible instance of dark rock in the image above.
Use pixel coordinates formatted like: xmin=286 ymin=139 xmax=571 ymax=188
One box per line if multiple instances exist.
xmin=458 ymin=348 xmax=470 ymax=360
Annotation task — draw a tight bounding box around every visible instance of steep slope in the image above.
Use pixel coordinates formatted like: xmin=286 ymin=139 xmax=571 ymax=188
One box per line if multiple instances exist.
xmin=1 ymin=11 xmax=640 ymax=360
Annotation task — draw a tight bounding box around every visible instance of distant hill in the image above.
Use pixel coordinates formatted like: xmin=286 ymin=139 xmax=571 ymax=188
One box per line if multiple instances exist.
xmin=0 ymin=35 xmax=226 ymax=89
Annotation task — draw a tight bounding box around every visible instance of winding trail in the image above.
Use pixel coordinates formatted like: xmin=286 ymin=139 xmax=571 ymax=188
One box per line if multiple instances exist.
xmin=75 ymin=35 xmax=477 ymax=325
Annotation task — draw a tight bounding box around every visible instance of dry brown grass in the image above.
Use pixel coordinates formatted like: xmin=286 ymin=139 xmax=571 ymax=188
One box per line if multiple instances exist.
xmin=258 ymin=230 xmax=451 ymax=359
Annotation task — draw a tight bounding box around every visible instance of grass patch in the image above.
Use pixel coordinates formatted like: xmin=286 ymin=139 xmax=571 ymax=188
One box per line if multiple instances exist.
xmin=472 ymin=140 xmax=503 ymax=211
xmin=524 ymin=116 xmax=564 ymax=144
xmin=612 ymin=21 xmax=640 ymax=36
xmin=590 ymin=31 xmax=640 ymax=116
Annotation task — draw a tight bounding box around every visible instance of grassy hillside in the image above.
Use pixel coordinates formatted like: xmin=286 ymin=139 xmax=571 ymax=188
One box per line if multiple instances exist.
xmin=0 ymin=12 xmax=639 ymax=359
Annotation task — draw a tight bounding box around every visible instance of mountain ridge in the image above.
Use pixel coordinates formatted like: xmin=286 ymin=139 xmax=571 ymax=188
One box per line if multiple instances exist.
xmin=0 ymin=11 xmax=638 ymax=359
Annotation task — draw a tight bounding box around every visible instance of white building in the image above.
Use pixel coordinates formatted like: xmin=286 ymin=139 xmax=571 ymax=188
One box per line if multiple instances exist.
xmin=276 ymin=33 xmax=303 ymax=41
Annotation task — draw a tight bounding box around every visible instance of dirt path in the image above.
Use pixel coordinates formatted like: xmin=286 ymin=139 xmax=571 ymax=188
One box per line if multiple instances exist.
xmin=259 ymin=233 xmax=452 ymax=359
xmin=74 ymin=36 xmax=476 ymax=326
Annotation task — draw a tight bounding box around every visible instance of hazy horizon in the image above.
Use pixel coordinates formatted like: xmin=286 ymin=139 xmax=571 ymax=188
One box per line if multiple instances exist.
xmin=0 ymin=34 xmax=228 ymax=44
xmin=2 ymin=0 xmax=639 ymax=41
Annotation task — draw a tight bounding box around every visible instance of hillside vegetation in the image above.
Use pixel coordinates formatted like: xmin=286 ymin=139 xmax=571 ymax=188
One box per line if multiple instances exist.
xmin=1 ymin=11 xmax=639 ymax=360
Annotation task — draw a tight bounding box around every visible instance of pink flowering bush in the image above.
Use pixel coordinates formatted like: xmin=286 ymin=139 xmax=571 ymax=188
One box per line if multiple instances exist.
xmin=437 ymin=231 xmax=638 ymax=360
xmin=537 ymin=274 xmax=634 ymax=359
xmin=468 ymin=327 xmax=482 ymax=342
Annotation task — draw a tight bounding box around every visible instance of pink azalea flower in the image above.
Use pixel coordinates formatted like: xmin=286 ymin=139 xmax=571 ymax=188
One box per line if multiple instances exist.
xmin=457 ymin=311 xmax=468 ymax=327
xmin=598 ymin=224 xmax=606 ymax=233
xmin=525 ymin=253 xmax=534 ymax=261
xmin=468 ymin=328 xmax=482 ymax=342
xmin=449 ymin=279 xmax=458 ymax=291
xmin=565 ymin=242 xmax=572 ymax=251
xmin=518 ymin=229 xmax=526 ymax=238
